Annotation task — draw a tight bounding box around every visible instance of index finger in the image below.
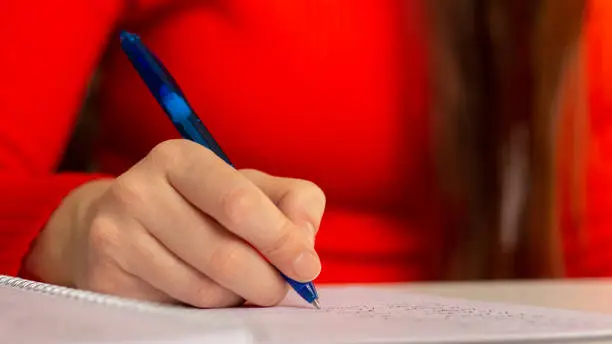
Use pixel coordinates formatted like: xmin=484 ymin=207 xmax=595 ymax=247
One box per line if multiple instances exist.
xmin=150 ymin=140 xmax=321 ymax=282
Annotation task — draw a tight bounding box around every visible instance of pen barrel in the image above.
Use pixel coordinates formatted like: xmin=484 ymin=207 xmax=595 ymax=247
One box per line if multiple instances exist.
xmin=182 ymin=115 xmax=233 ymax=166
xmin=283 ymin=277 xmax=318 ymax=303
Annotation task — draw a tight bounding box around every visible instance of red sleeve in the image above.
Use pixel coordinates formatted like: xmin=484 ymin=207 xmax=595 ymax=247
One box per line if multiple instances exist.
xmin=0 ymin=1 xmax=124 ymax=276
xmin=0 ymin=174 xmax=107 ymax=277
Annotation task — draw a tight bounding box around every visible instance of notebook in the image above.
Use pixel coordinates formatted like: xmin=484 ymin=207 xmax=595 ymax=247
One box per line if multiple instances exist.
xmin=3 ymin=274 xmax=612 ymax=344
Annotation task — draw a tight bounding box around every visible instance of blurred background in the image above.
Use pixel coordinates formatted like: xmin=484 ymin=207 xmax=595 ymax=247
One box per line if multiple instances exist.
xmin=3 ymin=0 xmax=612 ymax=284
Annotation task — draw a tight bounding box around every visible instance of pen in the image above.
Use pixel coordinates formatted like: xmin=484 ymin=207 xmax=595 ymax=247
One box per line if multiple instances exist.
xmin=119 ymin=30 xmax=320 ymax=309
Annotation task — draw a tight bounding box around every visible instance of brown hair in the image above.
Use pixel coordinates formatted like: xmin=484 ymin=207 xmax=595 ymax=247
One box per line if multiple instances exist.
xmin=426 ymin=0 xmax=588 ymax=279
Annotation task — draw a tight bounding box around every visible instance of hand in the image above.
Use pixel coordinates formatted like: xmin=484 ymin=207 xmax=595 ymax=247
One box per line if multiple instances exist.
xmin=24 ymin=139 xmax=325 ymax=308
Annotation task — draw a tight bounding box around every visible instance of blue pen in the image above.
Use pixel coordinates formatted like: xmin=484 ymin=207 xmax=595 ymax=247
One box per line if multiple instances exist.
xmin=119 ymin=30 xmax=320 ymax=309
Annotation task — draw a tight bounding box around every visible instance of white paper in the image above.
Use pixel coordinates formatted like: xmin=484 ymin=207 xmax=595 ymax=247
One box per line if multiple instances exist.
xmin=0 ymin=284 xmax=252 ymax=344
xmin=4 ymin=278 xmax=612 ymax=344
xmin=206 ymin=287 xmax=612 ymax=344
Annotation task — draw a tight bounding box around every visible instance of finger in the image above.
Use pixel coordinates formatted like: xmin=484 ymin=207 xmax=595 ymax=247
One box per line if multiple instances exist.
xmin=145 ymin=140 xmax=321 ymax=282
xmin=78 ymin=213 xmax=173 ymax=304
xmin=240 ymin=169 xmax=326 ymax=245
xmin=80 ymin=252 xmax=172 ymax=304
xmin=118 ymin=169 xmax=290 ymax=306
xmin=119 ymin=218 xmax=244 ymax=308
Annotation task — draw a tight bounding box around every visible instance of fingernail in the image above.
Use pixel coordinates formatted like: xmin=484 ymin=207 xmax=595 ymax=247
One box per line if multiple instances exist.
xmin=292 ymin=250 xmax=321 ymax=280
xmin=304 ymin=222 xmax=316 ymax=246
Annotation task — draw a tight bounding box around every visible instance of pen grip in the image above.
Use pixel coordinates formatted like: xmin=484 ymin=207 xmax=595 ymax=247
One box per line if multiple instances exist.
xmin=284 ymin=277 xmax=318 ymax=303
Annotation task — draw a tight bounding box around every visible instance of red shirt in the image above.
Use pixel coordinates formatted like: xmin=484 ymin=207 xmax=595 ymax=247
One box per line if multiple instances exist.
xmin=1 ymin=0 xmax=612 ymax=282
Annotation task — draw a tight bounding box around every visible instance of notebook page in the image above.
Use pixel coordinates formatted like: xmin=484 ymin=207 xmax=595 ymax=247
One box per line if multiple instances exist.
xmin=208 ymin=287 xmax=612 ymax=344
xmin=5 ymin=277 xmax=612 ymax=344
xmin=0 ymin=283 xmax=252 ymax=344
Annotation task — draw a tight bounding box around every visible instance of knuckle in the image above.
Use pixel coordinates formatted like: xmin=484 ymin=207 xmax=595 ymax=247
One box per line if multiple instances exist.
xmin=207 ymin=242 xmax=243 ymax=279
xmin=297 ymin=180 xmax=326 ymax=207
xmin=239 ymin=168 xmax=267 ymax=180
xmin=148 ymin=139 xmax=188 ymax=169
xmin=219 ymin=185 xmax=256 ymax=226
xmin=260 ymin=220 xmax=296 ymax=258
xmin=280 ymin=179 xmax=326 ymax=213
xmin=107 ymin=178 xmax=147 ymax=213
xmin=189 ymin=284 xmax=233 ymax=308
xmin=238 ymin=168 xmax=260 ymax=175
xmin=150 ymin=139 xmax=184 ymax=158
xmin=256 ymin=282 xmax=288 ymax=307
xmin=190 ymin=284 xmax=221 ymax=307
xmin=88 ymin=215 xmax=121 ymax=257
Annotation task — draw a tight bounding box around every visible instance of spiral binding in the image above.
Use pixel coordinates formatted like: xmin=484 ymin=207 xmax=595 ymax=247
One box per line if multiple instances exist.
xmin=1 ymin=274 xmax=256 ymax=340
xmin=0 ymin=274 xmax=188 ymax=317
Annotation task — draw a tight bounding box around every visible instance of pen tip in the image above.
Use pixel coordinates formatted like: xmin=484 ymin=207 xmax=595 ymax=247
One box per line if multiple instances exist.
xmin=312 ymin=299 xmax=321 ymax=310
